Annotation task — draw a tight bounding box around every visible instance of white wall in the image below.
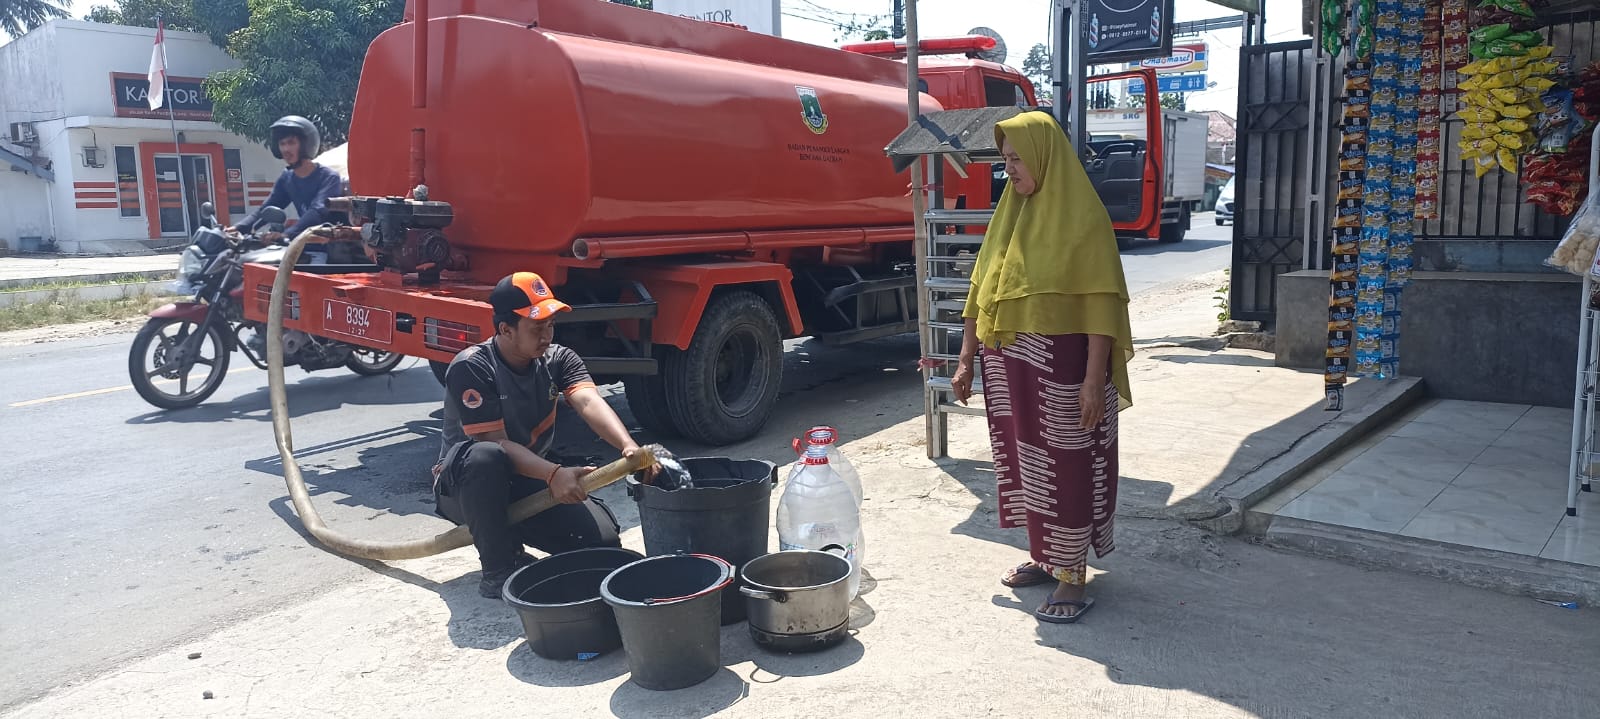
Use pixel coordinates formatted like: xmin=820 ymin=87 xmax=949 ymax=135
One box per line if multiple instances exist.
xmin=0 ymin=23 xmax=63 ymax=128
xmin=52 ymin=125 xmax=281 ymax=247
xmin=0 ymin=170 xmax=54 ymax=250
xmin=51 ymin=21 xmax=238 ymax=119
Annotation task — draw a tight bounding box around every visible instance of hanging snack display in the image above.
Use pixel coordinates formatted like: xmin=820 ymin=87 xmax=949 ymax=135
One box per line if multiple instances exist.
xmin=1454 ymin=18 xmax=1556 ymax=177
xmin=1322 ymin=0 xmax=1347 ymax=56
xmin=1443 ymin=0 xmax=1472 ymax=72
xmin=1416 ymin=0 xmax=1445 ymax=221
xmin=1379 ymin=0 xmax=1427 ymax=379
xmin=1526 ymin=62 xmax=1600 ymax=216
xmin=1324 ymin=46 xmax=1373 ymax=409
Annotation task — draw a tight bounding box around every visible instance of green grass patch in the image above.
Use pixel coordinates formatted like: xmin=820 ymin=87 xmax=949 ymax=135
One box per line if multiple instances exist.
xmin=0 ymin=292 xmax=179 ymax=333
xmin=0 ymin=273 xmax=174 ymax=293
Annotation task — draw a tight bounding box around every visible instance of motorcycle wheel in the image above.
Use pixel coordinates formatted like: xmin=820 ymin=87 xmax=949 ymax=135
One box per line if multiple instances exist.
xmin=128 ymin=317 xmax=232 ymax=409
xmin=345 ymin=348 xmax=406 ymax=376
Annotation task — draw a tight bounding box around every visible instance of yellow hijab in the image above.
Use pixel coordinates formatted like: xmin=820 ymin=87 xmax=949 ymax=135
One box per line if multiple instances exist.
xmin=962 ymin=111 xmax=1134 ymax=409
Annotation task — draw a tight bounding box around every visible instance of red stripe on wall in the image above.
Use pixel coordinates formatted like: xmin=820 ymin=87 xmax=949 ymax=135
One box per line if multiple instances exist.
xmin=75 ymin=191 xmax=117 ymax=199
xmin=247 ymin=182 xmax=275 ymax=188
xmin=76 ymin=201 xmax=119 ymax=209
xmin=73 ymin=181 xmax=116 ymax=189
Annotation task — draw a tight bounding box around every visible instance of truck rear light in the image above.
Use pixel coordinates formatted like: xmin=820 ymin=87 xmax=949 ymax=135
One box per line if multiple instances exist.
xmin=423 ymin=318 xmax=482 ymax=353
xmin=253 ymin=284 xmax=301 ymax=320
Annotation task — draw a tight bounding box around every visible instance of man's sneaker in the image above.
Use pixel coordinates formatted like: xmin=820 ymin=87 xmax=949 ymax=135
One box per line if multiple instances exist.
xmin=477 ymin=551 xmax=536 ymax=599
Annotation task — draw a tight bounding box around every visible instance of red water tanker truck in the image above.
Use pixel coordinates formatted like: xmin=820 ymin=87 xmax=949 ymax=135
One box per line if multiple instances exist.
xmin=242 ymin=0 xmax=1048 ymax=445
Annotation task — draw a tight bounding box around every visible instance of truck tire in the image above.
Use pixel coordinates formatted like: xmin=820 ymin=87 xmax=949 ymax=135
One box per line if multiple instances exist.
xmin=1159 ymin=206 xmax=1189 ymax=243
xmin=663 ymin=291 xmax=784 ymax=446
xmin=623 ymin=349 xmax=679 ymax=438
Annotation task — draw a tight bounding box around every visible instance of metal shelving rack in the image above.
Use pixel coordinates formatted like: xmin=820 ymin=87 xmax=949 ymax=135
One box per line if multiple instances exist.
xmin=882 ymin=105 xmax=1027 ymax=459
xmin=1563 ymin=124 xmax=1600 ymax=516
xmin=922 ymin=209 xmax=992 ymax=458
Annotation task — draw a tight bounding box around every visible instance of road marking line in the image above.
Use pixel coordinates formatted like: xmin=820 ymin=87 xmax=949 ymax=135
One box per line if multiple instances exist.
xmin=9 ymin=367 xmax=253 ymax=408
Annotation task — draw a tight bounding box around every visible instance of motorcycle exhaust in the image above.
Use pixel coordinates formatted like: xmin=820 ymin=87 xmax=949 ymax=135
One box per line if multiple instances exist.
xmin=265 ymin=226 xmax=661 ymax=561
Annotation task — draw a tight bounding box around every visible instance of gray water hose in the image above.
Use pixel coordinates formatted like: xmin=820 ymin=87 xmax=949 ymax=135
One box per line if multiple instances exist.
xmin=266 ymin=226 xmax=659 ymax=561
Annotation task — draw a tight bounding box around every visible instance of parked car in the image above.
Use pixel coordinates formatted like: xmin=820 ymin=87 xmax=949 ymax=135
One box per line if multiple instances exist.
xmin=1215 ymin=176 xmax=1235 ymax=226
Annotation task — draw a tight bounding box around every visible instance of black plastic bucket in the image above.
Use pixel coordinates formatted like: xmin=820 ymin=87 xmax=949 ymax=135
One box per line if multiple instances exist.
xmin=501 ymin=547 xmax=644 ymax=661
xmin=628 ymin=457 xmax=775 ymax=625
xmin=601 ymin=553 xmax=735 ymax=691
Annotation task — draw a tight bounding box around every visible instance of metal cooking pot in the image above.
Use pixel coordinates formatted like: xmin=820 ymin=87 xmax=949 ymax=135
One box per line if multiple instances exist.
xmin=740 ymin=545 xmax=852 ymax=653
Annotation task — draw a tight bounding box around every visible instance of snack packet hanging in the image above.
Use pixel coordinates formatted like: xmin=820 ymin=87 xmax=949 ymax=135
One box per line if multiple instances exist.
xmin=1474 ymin=153 xmax=1500 ymax=177
xmin=1497 ymin=146 xmax=1520 ymax=173
xmin=1456 ymin=106 xmax=1500 ymax=122
xmin=1477 ymin=0 xmax=1536 ymax=19
xmin=1468 ymin=23 xmax=1512 ymax=43
xmin=1545 ymin=191 xmax=1600 ymax=275
xmin=1497 ymin=118 xmax=1531 ymax=133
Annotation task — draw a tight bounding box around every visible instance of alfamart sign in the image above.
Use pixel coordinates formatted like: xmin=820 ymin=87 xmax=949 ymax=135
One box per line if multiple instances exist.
xmin=653 ymin=0 xmax=781 ymax=37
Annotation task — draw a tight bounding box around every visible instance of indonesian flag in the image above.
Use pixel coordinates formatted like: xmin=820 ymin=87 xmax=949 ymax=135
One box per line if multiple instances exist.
xmin=147 ymin=20 xmax=167 ymax=110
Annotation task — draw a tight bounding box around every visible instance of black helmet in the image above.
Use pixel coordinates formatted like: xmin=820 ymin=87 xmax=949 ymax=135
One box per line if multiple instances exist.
xmin=268 ymin=115 xmax=321 ymax=164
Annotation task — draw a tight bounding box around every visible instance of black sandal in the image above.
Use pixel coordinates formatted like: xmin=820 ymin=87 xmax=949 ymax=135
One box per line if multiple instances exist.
xmin=1035 ymin=597 xmax=1095 ymax=624
xmin=1001 ymin=562 xmax=1055 ymax=588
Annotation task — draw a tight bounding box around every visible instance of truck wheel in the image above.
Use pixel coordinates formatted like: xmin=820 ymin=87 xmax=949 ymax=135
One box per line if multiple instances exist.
xmin=624 ymin=350 xmax=679 ymax=438
xmin=1160 ymin=207 xmax=1189 ymax=243
xmin=664 ymin=291 xmax=784 ymax=446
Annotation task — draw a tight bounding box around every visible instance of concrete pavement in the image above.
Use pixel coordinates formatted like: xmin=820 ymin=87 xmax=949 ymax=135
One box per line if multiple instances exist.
xmin=10 ymin=254 xmax=1597 ymax=717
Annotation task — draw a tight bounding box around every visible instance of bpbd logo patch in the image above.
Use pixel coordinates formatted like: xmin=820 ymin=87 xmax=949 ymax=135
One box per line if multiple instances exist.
xmin=796 ymin=86 xmax=829 ymax=135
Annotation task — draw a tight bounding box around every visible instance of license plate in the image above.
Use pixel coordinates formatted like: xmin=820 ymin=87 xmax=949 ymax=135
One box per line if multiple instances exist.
xmin=322 ymin=299 xmax=394 ymax=345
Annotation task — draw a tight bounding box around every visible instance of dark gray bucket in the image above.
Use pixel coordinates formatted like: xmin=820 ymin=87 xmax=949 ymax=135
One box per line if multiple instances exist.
xmin=601 ymin=553 xmax=735 ymax=691
xmin=627 ymin=457 xmax=775 ymax=625
xmin=501 ymin=547 xmax=643 ymax=661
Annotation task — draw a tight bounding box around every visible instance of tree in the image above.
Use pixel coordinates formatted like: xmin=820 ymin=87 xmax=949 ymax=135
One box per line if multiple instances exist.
xmin=1022 ymin=43 xmax=1051 ymax=101
xmin=83 ymin=0 xmax=248 ymax=45
xmin=829 ymin=13 xmax=890 ymax=43
xmin=202 ymin=0 xmax=404 ymax=147
xmin=1 ymin=0 xmax=70 ymax=37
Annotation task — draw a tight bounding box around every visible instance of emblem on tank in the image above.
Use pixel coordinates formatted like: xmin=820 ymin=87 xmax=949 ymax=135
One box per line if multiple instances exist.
xmin=796 ymin=86 xmax=829 ymax=135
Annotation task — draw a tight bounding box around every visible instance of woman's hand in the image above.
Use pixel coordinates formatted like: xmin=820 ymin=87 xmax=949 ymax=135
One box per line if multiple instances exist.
xmin=1078 ymin=380 xmax=1106 ymax=430
xmin=952 ymin=356 xmax=976 ymax=405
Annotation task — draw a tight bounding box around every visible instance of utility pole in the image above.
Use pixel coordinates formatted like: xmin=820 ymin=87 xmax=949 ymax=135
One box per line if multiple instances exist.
xmin=893 ymin=0 xmax=905 ymax=39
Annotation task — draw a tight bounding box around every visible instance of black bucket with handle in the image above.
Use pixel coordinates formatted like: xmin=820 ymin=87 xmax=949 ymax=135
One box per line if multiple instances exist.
xmin=501 ymin=547 xmax=644 ymax=661
xmin=627 ymin=457 xmax=775 ymax=625
xmin=600 ymin=553 xmax=734 ymax=691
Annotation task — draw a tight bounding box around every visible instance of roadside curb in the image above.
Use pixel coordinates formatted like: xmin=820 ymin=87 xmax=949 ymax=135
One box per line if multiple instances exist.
xmin=1246 ymin=514 xmax=1600 ymax=606
xmin=1190 ymin=376 xmax=1428 ymax=535
xmin=0 ymin=269 xmax=175 ymax=292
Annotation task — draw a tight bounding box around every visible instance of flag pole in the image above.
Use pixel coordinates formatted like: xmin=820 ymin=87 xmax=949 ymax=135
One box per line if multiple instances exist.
xmin=153 ymin=14 xmax=193 ymax=235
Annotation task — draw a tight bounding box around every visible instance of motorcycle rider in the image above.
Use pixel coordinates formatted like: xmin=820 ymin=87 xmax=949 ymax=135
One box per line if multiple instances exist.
xmin=432 ymin=272 xmax=655 ymax=599
xmin=232 ymin=115 xmax=345 ymax=245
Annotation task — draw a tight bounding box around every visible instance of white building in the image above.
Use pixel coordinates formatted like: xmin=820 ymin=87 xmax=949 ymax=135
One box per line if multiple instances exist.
xmin=0 ymin=20 xmax=283 ymax=254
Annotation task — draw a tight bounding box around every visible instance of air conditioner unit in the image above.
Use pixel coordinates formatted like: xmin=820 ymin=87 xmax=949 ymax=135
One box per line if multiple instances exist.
xmin=83 ymin=146 xmax=104 ymax=168
xmin=8 ymin=122 xmax=37 ymax=145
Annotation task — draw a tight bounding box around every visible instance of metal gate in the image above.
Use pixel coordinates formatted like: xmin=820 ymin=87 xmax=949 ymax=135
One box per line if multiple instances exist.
xmin=1230 ymin=39 xmax=1315 ymax=325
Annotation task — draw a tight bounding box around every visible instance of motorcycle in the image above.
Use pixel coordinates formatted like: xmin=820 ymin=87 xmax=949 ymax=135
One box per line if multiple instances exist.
xmin=127 ymin=202 xmax=405 ymax=410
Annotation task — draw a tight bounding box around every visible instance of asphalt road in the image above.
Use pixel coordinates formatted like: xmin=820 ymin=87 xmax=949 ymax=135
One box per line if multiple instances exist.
xmin=0 ymin=217 xmax=1232 ymax=709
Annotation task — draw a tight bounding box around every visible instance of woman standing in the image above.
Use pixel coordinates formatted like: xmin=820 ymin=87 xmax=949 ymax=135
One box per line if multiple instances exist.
xmin=950 ymin=111 xmax=1134 ymax=624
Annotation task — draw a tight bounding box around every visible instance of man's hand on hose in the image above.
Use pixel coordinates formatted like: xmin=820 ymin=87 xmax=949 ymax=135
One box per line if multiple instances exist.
xmin=549 ymin=465 xmax=596 ymax=504
xmin=623 ymin=444 xmax=660 ymax=482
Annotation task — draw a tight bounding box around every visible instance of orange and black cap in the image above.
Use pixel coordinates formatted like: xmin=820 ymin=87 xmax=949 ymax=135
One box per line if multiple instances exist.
xmin=489 ymin=272 xmax=571 ymax=322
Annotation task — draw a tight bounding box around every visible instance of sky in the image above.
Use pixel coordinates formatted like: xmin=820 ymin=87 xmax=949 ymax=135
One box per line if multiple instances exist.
xmin=778 ymin=0 xmax=1310 ymax=115
xmin=7 ymin=0 xmax=1309 ymax=115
